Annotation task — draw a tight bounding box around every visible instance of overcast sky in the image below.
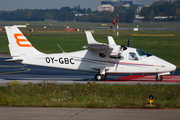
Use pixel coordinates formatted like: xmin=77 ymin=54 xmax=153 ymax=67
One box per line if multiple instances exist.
xmin=0 ymin=0 xmax=169 ymax=11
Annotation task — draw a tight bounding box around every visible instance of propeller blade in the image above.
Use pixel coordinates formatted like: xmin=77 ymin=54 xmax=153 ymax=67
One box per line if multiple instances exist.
xmin=127 ymin=34 xmax=130 ymax=47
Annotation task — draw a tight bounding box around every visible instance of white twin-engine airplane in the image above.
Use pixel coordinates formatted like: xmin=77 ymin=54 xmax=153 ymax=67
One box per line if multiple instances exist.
xmin=5 ymin=26 xmax=176 ymax=81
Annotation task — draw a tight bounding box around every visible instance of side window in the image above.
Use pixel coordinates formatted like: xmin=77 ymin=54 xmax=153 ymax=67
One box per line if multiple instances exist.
xmin=99 ymin=53 xmax=106 ymax=58
xmin=129 ymin=52 xmax=139 ymax=60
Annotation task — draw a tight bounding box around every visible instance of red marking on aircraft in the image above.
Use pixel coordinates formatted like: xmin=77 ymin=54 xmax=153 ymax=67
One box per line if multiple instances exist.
xmin=105 ymin=75 xmax=180 ymax=82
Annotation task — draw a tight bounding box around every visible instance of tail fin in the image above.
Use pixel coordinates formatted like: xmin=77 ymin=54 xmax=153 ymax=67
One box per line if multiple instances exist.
xmin=5 ymin=26 xmax=43 ymax=59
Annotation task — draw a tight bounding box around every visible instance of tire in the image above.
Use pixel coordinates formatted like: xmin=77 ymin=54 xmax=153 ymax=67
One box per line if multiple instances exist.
xmin=156 ymin=75 xmax=163 ymax=81
xmin=95 ymin=74 xmax=105 ymax=81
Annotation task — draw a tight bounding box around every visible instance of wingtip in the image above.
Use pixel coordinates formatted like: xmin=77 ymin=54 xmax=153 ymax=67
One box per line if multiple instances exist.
xmin=108 ymin=36 xmax=116 ymax=45
xmin=85 ymin=31 xmax=100 ymax=44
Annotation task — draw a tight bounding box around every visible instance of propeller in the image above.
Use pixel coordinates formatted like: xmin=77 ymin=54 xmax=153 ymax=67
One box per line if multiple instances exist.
xmin=116 ymin=33 xmax=130 ymax=70
xmin=122 ymin=33 xmax=130 ymax=50
xmin=127 ymin=33 xmax=130 ymax=47
xmin=118 ymin=33 xmax=130 ymax=58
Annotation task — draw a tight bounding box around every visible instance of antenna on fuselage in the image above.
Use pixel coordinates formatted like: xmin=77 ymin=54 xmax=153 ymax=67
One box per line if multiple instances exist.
xmin=57 ymin=44 xmax=65 ymax=53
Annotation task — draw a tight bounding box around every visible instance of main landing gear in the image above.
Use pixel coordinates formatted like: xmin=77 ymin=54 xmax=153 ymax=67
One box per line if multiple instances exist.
xmin=156 ymin=75 xmax=163 ymax=81
xmin=95 ymin=74 xmax=107 ymax=81
xmin=95 ymin=74 xmax=164 ymax=81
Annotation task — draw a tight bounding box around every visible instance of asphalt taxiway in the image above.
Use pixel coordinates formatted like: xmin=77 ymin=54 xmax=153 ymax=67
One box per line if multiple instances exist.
xmin=0 ymin=107 xmax=180 ymax=120
xmin=0 ymin=53 xmax=180 ymax=85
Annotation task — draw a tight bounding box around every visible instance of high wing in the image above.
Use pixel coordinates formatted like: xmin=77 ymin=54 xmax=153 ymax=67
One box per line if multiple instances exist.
xmin=83 ymin=31 xmax=121 ymax=57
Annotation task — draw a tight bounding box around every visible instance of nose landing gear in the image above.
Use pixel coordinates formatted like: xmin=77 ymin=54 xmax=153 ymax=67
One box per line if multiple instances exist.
xmin=95 ymin=74 xmax=107 ymax=81
xmin=156 ymin=75 xmax=163 ymax=81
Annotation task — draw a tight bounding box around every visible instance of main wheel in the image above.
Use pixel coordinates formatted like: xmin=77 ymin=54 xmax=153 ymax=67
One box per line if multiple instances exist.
xmin=156 ymin=75 xmax=163 ymax=81
xmin=95 ymin=74 xmax=105 ymax=81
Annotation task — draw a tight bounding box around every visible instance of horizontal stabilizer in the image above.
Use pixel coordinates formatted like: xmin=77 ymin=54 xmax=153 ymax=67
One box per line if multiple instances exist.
xmin=5 ymin=58 xmax=23 ymax=62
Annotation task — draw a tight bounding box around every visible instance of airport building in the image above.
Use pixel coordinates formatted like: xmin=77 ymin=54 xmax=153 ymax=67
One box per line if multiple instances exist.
xmin=98 ymin=4 xmax=114 ymax=12
xmin=101 ymin=0 xmax=133 ymax=7
xmin=98 ymin=0 xmax=132 ymax=12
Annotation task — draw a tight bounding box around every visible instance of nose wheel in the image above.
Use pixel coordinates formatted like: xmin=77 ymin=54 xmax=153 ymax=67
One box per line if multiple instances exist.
xmin=95 ymin=74 xmax=107 ymax=81
xmin=156 ymin=75 xmax=163 ymax=81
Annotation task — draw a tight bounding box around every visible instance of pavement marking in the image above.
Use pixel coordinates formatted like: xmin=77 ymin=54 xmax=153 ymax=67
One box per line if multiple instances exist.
xmin=0 ymin=65 xmax=25 ymax=67
xmin=0 ymin=68 xmax=31 ymax=74
xmin=131 ymin=34 xmax=175 ymax=36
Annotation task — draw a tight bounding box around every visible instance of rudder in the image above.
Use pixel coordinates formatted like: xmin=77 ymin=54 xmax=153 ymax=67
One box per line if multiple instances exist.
xmin=5 ymin=26 xmax=43 ymax=58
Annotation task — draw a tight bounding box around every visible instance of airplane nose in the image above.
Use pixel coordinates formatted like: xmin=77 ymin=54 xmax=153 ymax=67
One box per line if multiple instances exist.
xmin=152 ymin=56 xmax=176 ymax=72
xmin=168 ymin=63 xmax=176 ymax=72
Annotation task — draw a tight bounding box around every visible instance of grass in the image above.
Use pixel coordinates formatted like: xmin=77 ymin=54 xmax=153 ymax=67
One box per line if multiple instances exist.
xmin=1 ymin=21 xmax=180 ymax=28
xmin=0 ymin=81 xmax=180 ymax=108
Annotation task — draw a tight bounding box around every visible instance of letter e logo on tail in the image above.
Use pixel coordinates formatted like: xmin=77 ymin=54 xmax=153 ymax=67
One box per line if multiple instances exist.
xmin=14 ymin=33 xmax=33 ymax=47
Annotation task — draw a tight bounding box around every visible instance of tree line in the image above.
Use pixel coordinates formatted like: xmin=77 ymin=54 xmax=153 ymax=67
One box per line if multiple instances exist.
xmin=140 ymin=1 xmax=180 ymax=21
xmin=0 ymin=5 xmax=135 ymax=23
xmin=1 ymin=1 xmax=180 ymax=23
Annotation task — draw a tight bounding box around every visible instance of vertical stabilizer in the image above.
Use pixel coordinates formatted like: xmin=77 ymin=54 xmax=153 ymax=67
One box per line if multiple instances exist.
xmin=5 ymin=26 xmax=44 ymax=58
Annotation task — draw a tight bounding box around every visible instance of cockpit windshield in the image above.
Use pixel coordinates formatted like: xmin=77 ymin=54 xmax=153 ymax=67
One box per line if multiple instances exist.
xmin=136 ymin=49 xmax=152 ymax=59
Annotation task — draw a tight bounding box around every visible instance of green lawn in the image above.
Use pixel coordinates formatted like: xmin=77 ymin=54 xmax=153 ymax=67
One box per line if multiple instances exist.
xmin=0 ymin=81 xmax=180 ymax=108
xmin=1 ymin=21 xmax=180 ymax=28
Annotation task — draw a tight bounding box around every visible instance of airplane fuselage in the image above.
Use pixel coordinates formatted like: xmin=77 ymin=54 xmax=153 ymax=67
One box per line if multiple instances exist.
xmin=5 ymin=26 xmax=176 ymax=81
xmin=21 ymin=48 xmax=176 ymax=75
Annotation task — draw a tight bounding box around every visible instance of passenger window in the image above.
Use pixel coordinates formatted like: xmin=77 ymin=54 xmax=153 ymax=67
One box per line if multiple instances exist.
xmin=99 ymin=53 xmax=106 ymax=58
xmin=129 ymin=52 xmax=139 ymax=60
